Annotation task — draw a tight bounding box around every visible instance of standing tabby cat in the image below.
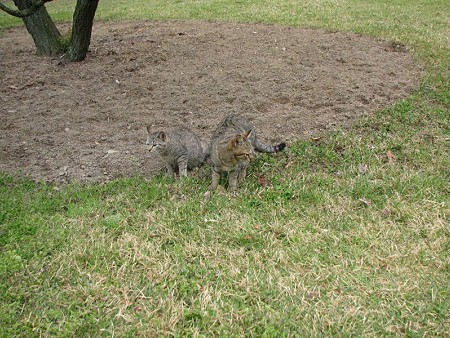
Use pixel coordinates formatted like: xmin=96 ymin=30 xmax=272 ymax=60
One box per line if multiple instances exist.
xmin=146 ymin=126 xmax=209 ymax=177
xmin=209 ymin=114 xmax=286 ymax=191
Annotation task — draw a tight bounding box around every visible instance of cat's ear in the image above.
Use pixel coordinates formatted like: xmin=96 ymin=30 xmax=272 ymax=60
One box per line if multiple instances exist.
xmin=157 ymin=131 xmax=167 ymax=141
xmin=227 ymin=136 xmax=239 ymax=149
xmin=146 ymin=125 xmax=151 ymax=134
xmin=242 ymin=130 xmax=252 ymax=140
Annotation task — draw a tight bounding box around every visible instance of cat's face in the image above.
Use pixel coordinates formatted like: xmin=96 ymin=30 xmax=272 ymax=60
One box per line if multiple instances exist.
xmin=146 ymin=129 xmax=167 ymax=153
xmin=227 ymin=130 xmax=254 ymax=162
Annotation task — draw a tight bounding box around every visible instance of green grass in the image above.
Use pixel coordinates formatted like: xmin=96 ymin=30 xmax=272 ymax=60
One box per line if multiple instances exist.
xmin=1 ymin=0 xmax=449 ymax=336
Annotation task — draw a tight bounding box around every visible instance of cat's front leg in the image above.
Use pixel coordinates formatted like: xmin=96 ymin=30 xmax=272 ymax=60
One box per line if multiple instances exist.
xmin=210 ymin=168 xmax=221 ymax=190
xmin=177 ymin=154 xmax=189 ymax=177
xmin=237 ymin=166 xmax=247 ymax=184
xmin=228 ymin=170 xmax=240 ymax=191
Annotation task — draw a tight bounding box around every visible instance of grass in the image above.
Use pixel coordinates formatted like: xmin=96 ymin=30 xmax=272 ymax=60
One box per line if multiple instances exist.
xmin=1 ymin=0 xmax=449 ymax=336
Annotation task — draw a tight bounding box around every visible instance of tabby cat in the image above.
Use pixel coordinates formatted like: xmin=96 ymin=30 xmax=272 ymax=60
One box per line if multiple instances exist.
xmin=146 ymin=126 xmax=209 ymax=177
xmin=209 ymin=114 xmax=286 ymax=191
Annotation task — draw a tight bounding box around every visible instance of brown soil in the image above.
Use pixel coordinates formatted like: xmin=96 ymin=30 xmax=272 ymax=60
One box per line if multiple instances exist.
xmin=0 ymin=20 xmax=421 ymax=183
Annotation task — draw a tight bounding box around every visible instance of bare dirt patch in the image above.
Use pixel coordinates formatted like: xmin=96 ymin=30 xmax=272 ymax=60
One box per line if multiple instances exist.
xmin=0 ymin=20 xmax=421 ymax=183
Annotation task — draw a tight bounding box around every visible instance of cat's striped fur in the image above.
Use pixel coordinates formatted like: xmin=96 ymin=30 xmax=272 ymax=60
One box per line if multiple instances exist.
xmin=209 ymin=115 xmax=286 ymax=191
xmin=146 ymin=126 xmax=209 ymax=177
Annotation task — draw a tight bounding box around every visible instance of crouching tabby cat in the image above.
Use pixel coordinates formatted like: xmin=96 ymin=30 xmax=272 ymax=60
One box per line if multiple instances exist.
xmin=146 ymin=126 xmax=209 ymax=177
xmin=210 ymin=114 xmax=286 ymax=191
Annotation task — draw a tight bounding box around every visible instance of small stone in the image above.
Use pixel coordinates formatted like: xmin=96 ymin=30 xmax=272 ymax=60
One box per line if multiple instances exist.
xmin=58 ymin=166 xmax=68 ymax=176
xmin=358 ymin=164 xmax=369 ymax=174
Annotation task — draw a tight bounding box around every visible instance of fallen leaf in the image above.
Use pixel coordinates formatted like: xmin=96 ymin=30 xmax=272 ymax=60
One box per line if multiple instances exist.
xmin=306 ymin=291 xmax=320 ymax=300
xmin=382 ymin=208 xmax=392 ymax=217
xmin=103 ymin=149 xmax=119 ymax=158
xmin=257 ymin=175 xmax=271 ymax=187
xmin=284 ymin=161 xmax=294 ymax=169
xmin=386 ymin=150 xmax=396 ymax=164
xmin=358 ymin=198 xmax=371 ymax=207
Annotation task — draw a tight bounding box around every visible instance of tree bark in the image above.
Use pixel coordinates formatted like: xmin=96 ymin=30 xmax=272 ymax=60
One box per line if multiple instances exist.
xmin=66 ymin=0 xmax=100 ymax=61
xmin=13 ymin=0 xmax=63 ymax=56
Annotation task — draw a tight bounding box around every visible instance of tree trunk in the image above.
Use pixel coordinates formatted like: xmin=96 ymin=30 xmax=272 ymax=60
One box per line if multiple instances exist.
xmin=66 ymin=0 xmax=99 ymax=62
xmin=13 ymin=0 xmax=63 ymax=56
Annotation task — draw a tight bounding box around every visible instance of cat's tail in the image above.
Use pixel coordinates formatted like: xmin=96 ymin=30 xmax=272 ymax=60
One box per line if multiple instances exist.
xmin=254 ymin=141 xmax=286 ymax=153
